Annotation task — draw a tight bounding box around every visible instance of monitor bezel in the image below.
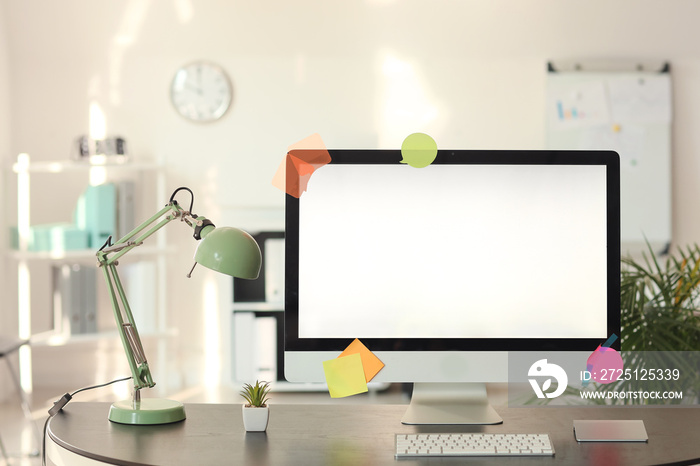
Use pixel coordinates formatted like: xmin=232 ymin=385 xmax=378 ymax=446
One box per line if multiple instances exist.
xmin=285 ymin=149 xmax=621 ymax=353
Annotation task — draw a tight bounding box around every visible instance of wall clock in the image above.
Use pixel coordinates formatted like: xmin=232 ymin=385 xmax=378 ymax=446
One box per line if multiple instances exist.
xmin=170 ymin=61 xmax=233 ymax=122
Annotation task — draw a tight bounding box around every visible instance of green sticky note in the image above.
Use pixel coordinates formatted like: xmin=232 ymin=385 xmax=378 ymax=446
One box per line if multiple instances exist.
xmin=323 ymin=353 xmax=369 ymax=398
xmin=400 ymin=133 xmax=438 ymax=168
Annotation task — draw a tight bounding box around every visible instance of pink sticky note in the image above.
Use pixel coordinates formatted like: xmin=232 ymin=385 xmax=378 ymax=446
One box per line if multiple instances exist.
xmin=587 ymin=346 xmax=624 ymax=384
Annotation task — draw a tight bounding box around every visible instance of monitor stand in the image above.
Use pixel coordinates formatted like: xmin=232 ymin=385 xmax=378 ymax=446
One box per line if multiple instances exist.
xmin=401 ymin=383 xmax=503 ymax=425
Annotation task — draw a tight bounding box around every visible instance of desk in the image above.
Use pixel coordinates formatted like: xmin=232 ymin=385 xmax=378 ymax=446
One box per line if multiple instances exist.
xmin=47 ymin=402 xmax=700 ymax=465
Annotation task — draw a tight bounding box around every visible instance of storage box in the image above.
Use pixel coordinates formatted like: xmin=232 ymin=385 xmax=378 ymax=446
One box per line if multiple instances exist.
xmin=74 ymin=183 xmax=117 ymax=248
xmin=10 ymin=223 xmax=90 ymax=252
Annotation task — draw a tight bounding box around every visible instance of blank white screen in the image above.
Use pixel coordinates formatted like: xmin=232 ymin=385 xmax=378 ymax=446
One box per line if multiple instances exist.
xmin=298 ymin=163 xmax=608 ymax=339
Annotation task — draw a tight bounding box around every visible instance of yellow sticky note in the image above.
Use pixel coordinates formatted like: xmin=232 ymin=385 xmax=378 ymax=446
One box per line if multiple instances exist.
xmin=339 ymin=338 xmax=385 ymax=383
xmin=322 ymin=353 xmax=368 ymax=398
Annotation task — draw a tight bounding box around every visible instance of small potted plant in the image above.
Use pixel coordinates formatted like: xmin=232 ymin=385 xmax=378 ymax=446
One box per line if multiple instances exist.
xmin=240 ymin=380 xmax=271 ymax=432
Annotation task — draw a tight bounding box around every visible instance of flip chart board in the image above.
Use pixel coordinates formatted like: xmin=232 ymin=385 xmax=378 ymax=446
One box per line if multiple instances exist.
xmin=546 ymin=61 xmax=672 ymax=254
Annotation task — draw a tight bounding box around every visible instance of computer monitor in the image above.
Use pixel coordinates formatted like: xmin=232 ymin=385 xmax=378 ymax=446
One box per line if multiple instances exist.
xmin=284 ymin=149 xmax=620 ymax=425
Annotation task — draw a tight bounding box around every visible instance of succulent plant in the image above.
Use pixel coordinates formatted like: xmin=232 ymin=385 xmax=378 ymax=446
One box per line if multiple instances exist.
xmin=240 ymin=380 xmax=271 ymax=407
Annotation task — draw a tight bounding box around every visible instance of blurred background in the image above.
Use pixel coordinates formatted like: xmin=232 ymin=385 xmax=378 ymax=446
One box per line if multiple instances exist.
xmin=1 ymin=0 xmax=700 ymax=462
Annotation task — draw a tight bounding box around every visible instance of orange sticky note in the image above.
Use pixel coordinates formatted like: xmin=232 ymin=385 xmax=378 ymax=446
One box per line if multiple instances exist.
xmin=339 ymin=338 xmax=385 ymax=383
xmin=271 ymin=133 xmax=331 ymax=198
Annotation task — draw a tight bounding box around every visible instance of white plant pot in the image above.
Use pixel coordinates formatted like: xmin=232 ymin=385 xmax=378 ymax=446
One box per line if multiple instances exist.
xmin=242 ymin=405 xmax=269 ymax=432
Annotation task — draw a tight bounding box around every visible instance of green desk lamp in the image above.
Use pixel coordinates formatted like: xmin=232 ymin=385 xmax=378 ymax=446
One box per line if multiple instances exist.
xmin=97 ymin=187 xmax=261 ymax=425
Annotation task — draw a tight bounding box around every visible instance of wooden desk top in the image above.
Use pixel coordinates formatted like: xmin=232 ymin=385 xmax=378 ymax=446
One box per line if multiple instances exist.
xmin=48 ymin=402 xmax=700 ymax=465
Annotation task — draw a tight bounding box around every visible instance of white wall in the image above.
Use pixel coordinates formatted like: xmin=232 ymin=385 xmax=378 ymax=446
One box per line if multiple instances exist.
xmin=2 ymin=0 xmax=700 ymax=396
xmin=0 ymin=0 xmax=11 ymax=401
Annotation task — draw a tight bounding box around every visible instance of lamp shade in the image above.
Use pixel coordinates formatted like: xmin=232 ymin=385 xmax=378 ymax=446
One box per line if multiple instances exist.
xmin=194 ymin=227 xmax=262 ymax=279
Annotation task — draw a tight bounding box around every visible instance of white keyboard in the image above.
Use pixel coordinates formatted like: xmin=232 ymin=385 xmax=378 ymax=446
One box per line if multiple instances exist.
xmin=395 ymin=433 xmax=555 ymax=457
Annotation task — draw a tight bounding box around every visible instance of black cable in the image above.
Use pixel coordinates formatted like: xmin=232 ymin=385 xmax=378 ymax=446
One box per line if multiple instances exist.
xmin=41 ymin=416 xmax=50 ymax=466
xmin=42 ymin=376 xmax=132 ymax=466
xmin=70 ymin=376 xmax=132 ymax=397
xmin=98 ymin=235 xmax=113 ymax=251
xmin=168 ymin=186 xmax=195 ymax=214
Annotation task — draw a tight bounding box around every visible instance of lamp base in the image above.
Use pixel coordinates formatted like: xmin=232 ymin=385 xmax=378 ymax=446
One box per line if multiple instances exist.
xmin=108 ymin=398 xmax=186 ymax=425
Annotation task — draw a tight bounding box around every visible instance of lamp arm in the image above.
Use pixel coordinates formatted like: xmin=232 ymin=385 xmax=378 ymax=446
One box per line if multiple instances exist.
xmin=96 ymin=199 xmax=208 ymax=393
xmin=101 ymin=263 xmax=154 ymax=390
xmin=100 ymin=203 xmax=181 ymax=265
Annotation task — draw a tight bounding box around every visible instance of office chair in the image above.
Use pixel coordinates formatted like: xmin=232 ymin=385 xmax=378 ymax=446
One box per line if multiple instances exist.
xmin=0 ymin=336 xmax=41 ymax=460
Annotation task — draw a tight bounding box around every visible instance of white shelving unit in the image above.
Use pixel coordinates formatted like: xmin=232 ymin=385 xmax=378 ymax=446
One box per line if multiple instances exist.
xmin=227 ymin=230 xmax=331 ymax=392
xmin=9 ymin=153 xmax=168 ymax=393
